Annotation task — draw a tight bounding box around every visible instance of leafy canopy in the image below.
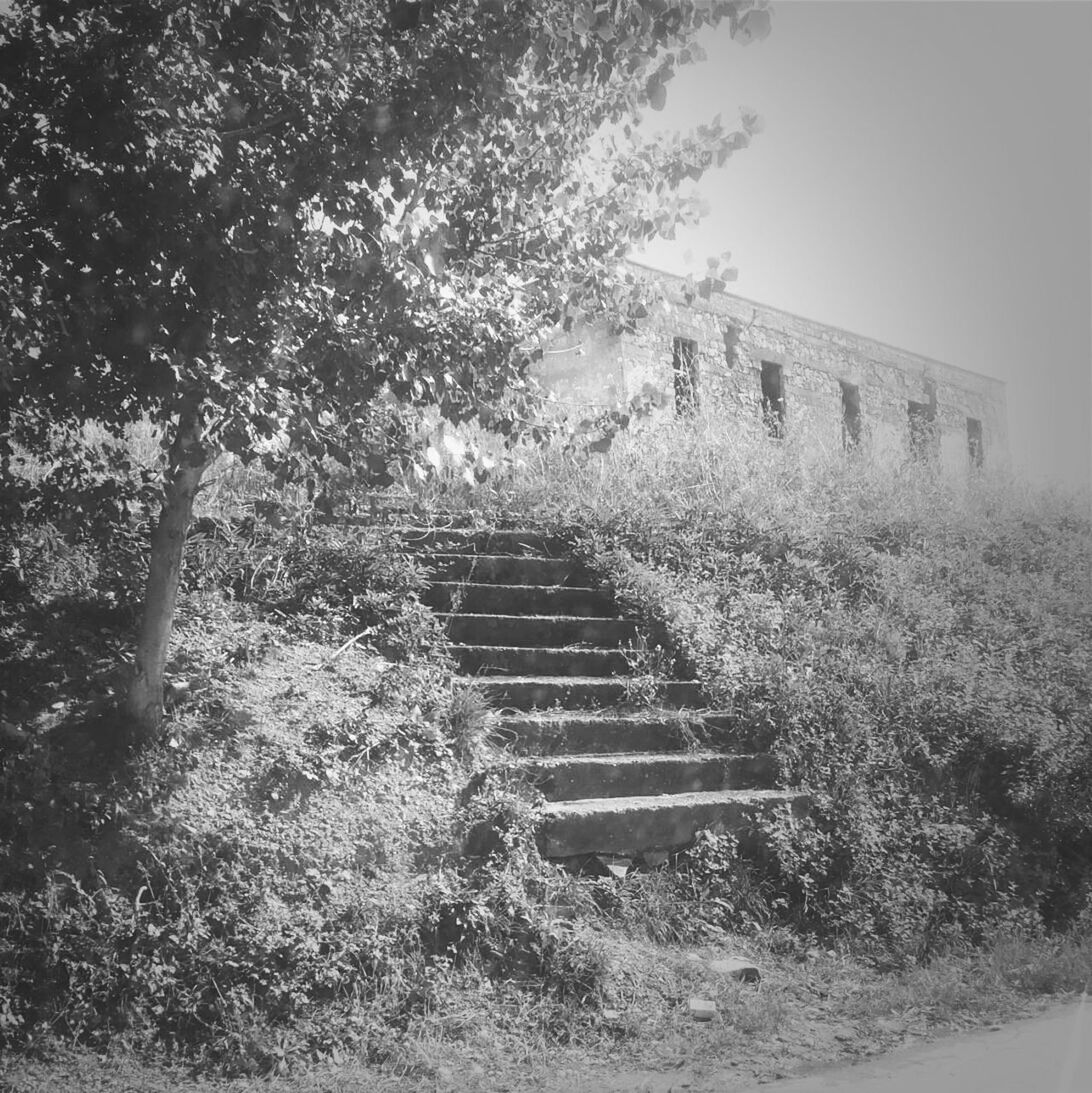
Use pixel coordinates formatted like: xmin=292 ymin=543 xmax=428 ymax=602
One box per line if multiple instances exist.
xmin=1 ymin=0 xmax=769 ymax=478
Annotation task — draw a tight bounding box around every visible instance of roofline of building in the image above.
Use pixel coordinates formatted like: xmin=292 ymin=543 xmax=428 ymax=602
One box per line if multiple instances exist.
xmin=623 ymin=257 xmax=1006 ymax=392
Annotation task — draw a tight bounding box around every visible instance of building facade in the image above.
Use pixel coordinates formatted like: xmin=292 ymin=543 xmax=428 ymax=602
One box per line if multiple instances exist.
xmin=535 ymin=262 xmax=1008 ymax=473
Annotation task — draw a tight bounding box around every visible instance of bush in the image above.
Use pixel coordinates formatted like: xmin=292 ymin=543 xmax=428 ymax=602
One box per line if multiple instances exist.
xmin=186 ymin=516 xmax=441 ymax=659
xmin=419 ymin=847 xmax=608 ymax=1005
xmin=0 ymin=634 xmax=485 ymax=1072
xmin=0 ymin=497 xmax=462 ymax=1072
xmin=0 ymin=833 xmax=426 ymax=1074
xmin=480 ymin=414 xmax=1092 ymax=956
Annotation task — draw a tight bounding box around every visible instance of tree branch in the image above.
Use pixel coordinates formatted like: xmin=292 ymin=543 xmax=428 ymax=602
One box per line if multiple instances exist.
xmin=220 ymin=111 xmax=298 ymax=139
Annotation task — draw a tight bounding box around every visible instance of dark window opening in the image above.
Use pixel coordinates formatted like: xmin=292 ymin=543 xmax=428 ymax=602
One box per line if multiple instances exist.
xmin=389 ymin=0 xmax=437 ymax=32
xmin=673 ymin=336 xmax=700 ymax=414
xmin=761 ymin=361 xmax=784 ymax=437
xmin=967 ymin=417 xmax=984 ymax=468
xmin=723 ymin=324 xmax=740 ymax=369
xmin=908 ymin=399 xmax=936 ymax=458
xmin=840 ymin=381 xmax=861 ymax=448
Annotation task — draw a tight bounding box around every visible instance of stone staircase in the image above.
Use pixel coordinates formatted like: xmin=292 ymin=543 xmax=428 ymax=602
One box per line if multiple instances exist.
xmin=411 ymin=525 xmax=804 ymax=861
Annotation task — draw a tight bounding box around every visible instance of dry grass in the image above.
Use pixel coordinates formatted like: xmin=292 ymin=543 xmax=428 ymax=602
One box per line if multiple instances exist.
xmin=9 ymin=924 xmax=1087 ymax=1093
xmin=166 ymin=640 xmax=463 ymax=884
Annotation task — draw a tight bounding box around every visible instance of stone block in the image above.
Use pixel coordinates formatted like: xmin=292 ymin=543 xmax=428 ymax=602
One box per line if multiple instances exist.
xmin=708 ymin=956 xmax=761 ymax=983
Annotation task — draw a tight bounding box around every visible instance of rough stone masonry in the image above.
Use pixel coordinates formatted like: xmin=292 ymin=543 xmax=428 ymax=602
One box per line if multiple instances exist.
xmin=536 ymin=260 xmax=1009 ymax=475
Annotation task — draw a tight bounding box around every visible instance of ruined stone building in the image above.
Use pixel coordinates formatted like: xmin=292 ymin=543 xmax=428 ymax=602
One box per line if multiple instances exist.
xmin=535 ymin=261 xmax=1009 ymax=473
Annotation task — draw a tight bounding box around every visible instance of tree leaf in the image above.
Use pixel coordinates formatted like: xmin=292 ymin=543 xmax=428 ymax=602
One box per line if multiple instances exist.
xmin=646 ymin=76 xmax=667 ymax=111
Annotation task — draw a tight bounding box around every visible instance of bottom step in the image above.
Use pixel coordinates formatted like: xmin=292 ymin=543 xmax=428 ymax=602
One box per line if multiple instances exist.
xmin=540 ymin=789 xmax=808 ymax=857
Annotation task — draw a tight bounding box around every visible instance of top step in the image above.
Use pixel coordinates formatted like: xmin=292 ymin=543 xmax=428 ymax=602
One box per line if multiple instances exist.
xmin=399 ymin=528 xmax=571 ymax=557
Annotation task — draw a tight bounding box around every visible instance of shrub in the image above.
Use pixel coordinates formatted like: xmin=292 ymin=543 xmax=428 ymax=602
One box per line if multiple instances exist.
xmin=186 ymin=517 xmax=441 ymax=659
xmin=0 ymin=500 xmax=463 ymax=1072
xmin=478 ymin=413 xmax=1092 ymax=955
xmin=0 ymin=834 xmax=425 ymax=1074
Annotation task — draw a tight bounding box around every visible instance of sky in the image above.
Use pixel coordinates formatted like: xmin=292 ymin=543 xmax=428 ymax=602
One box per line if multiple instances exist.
xmin=637 ymin=0 xmax=1092 ymax=488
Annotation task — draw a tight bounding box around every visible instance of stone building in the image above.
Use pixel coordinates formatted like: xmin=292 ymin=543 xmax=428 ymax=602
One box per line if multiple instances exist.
xmin=535 ymin=261 xmax=1008 ymax=473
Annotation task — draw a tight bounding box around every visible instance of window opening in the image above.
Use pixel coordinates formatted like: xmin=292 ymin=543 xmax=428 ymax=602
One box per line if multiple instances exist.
xmin=673 ymin=336 xmax=699 ymax=414
xmin=908 ymin=399 xmax=936 ymax=458
xmin=723 ymin=324 xmax=740 ymax=369
xmin=967 ymin=417 xmax=984 ymax=467
xmin=761 ymin=361 xmax=784 ymax=437
xmin=840 ymin=381 xmax=861 ymax=448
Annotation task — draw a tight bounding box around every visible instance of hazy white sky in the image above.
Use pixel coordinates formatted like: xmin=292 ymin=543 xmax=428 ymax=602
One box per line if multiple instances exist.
xmin=638 ymin=0 xmax=1092 ymax=487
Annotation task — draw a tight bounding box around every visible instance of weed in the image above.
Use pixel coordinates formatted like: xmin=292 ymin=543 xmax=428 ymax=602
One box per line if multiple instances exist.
xmin=467 ymin=412 xmax=1092 ymax=955
xmin=4 ymin=405 xmax=1091 ymax=1086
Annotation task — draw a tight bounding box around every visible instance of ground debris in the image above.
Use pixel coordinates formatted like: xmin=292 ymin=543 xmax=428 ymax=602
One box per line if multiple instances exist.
xmin=708 ymin=956 xmax=761 ymax=983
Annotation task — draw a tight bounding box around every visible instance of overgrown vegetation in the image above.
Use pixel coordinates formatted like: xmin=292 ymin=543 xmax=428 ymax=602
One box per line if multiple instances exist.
xmin=0 ymin=485 xmax=607 ymax=1075
xmin=476 ymin=412 xmax=1092 ymax=963
xmin=2 ymin=412 xmax=1090 ymax=1087
xmin=4 ymin=1 xmax=1086 ymax=1085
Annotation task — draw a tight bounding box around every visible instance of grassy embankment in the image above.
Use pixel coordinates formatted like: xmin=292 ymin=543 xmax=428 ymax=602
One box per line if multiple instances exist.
xmin=485 ymin=413 xmax=1092 ymax=953
xmin=1 ymin=413 xmax=1090 ymax=1091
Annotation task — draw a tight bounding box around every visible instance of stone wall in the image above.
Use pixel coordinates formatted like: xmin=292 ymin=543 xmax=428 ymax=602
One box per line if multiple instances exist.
xmin=535 ymin=262 xmax=1009 ymax=474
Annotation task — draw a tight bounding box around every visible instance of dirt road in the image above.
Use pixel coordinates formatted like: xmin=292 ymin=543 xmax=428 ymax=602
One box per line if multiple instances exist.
xmin=737 ymin=998 xmax=1090 ymax=1093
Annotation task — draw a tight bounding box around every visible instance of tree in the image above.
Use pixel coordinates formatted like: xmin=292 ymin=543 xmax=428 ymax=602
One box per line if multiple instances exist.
xmin=0 ymin=0 xmax=770 ymax=743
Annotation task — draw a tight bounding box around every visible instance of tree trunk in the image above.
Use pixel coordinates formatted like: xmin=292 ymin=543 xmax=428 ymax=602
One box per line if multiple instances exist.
xmin=124 ymin=406 xmax=212 ymax=745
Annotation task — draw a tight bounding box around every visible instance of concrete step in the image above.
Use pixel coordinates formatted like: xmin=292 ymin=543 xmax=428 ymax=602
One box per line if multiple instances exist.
xmin=453 ymin=644 xmax=631 ymax=677
xmin=492 ymin=712 xmax=707 ymax=755
xmin=440 ymin=613 xmax=638 ymax=648
xmin=426 ymin=582 xmax=615 ymax=617
xmin=479 ymin=676 xmax=706 ymax=712
xmin=540 ymin=789 xmax=808 ymax=857
xmin=427 ymin=553 xmax=591 ymax=587
xmin=523 ymin=752 xmax=778 ymax=802
xmin=402 ymin=528 xmax=570 ymax=556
